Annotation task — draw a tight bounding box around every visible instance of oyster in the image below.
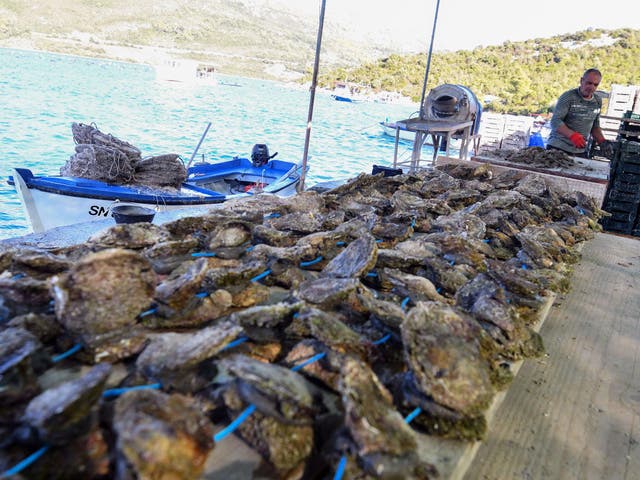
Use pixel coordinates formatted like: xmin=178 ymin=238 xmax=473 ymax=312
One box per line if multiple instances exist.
xmin=333 ymin=356 xmax=437 ymax=479
xmin=136 ymin=320 xmax=243 ymax=392
xmin=22 ymin=363 xmax=111 ymax=445
xmin=113 ymin=389 xmax=214 ymax=480
xmin=51 ymin=248 xmax=156 ymax=362
xmin=401 ymin=302 xmax=494 ymax=417
xmin=321 ymin=233 xmax=378 ymax=279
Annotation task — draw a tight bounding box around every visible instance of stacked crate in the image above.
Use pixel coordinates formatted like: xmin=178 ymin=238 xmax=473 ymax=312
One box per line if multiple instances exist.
xmin=601 ymin=122 xmax=640 ymax=235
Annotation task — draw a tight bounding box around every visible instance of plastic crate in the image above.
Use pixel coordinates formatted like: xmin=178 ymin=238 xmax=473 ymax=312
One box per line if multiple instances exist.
xmin=607 ymin=188 xmax=640 ymax=203
xmin=616 ymin=161 xmax=640 ymax=175
xmin=600 ymin=217 xmax=633 ymax=234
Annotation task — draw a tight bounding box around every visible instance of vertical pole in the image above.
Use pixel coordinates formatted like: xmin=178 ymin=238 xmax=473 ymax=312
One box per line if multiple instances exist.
xmin=298 ymin=0 xmax=327 ymax=192
xmin=419 ymin=0 xmax=441 ymax=118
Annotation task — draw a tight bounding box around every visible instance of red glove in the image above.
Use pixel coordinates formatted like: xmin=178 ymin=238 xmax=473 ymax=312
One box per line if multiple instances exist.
xmin=569 ymin=132 xmax=586 ymax=148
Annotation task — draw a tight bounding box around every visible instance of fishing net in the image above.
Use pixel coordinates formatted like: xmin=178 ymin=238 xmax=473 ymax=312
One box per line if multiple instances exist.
xmin=134 ymin=154 xmax=187 ymax=188
xmin=60 ymin=144 xmax=135 ymax=183
xmin=60 ymin=123 xmax=186 ymax=187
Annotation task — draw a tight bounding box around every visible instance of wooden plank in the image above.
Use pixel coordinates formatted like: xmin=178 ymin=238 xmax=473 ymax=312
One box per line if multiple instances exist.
xmin=466 ymin=233 xmax=640 ymax=480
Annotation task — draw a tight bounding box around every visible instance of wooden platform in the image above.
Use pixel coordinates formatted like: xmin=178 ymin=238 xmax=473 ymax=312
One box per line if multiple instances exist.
xmin=465 ymin=232 xmax=640 ymax=480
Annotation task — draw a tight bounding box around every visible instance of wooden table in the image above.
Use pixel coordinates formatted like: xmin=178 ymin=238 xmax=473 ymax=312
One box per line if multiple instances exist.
xmin=392 ymin=118 xmax=474 ymax=172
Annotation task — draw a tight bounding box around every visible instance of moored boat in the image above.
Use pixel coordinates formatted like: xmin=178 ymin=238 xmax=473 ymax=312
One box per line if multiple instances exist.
xmin=9 ymin=155 xmax=303 ymax=233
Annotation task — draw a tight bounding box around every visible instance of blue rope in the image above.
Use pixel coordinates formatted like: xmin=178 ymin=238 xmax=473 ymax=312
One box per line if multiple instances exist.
xmin=333 ymin=454 xmax=348 ymax=480
xmin=335 ymin=241 xmax=346 ymax=246
xmin=366 ymin=271 xmax=378 ymax=278
xmin=191 ymin=252 xmax=216 ymax=257
xmin=372 ymin=333 xmax=392 ymax=345
xmin=221 ymin=336 xmax=249 ymax=351
xmin=250 ymin=269 xmax=271 ymax=282
xmin=299 ymin=256 xmax=323 ymax=267
xmin=139 ymin=307 xmax=157 ymax=318
xmin=0 ymin=445 xmax=49 ymax=478
xmin=214 ymin=404 xmax=257 ymax=442
xmin=102 ymin=382 xmax=162 ymax=399
xmin=290 ymin=352 xmax=326 ymax=372
xmin=51 ymin=343 xmax=82 ymax=363
xmin=404 ymin=407 xmax=422 ymax=424
xmin=400 ymin=296 xmax=410 ymax=310
xmin=264 ymin=212 xmax=281 ymax=218
xmin=195 ymin=291 xmax=209 ymax=298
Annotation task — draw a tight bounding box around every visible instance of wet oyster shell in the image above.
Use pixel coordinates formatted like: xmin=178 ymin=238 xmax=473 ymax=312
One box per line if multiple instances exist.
xmin=113 ymin=389 xmax=214 ymax=480
xmin=136 ymin=321 xmax=243 ymax=392
xmin=401 ymin=302 xmax=494 ymax=417
xmin=22 ymin=363 xmax=111 ymax=445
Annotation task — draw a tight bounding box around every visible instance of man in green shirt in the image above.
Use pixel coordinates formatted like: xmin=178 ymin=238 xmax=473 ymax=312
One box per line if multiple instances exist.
xmin=547 ymin=68 xmax=609 ymax=158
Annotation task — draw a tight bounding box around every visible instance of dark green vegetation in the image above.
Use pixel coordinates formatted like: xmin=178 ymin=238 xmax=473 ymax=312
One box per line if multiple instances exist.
xmin=1 ymin=0 xmax=637 ymax=115
xmin=318 ymin=29 xmax=640 ymax=114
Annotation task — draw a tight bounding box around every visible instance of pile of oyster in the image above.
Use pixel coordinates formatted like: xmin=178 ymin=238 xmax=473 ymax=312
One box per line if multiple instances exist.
xmin=0 ymin=163 xmax=605 ymax=479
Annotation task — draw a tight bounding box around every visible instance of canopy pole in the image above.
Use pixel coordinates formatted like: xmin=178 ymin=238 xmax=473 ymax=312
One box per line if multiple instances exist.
xmin=419 ymin=0 xmax=441 ymax=118
xmin=298 ymin=0 xmax=327 ymax=192
xmin=186 ymin=122 xmax=212 ymax=169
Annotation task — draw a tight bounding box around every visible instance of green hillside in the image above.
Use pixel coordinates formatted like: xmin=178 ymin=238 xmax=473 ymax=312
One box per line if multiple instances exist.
xmin=317 ymin=29 xmax=640 ymax=114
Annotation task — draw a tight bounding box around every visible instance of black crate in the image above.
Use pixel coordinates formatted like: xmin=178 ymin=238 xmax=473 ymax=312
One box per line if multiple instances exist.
xmin=616 ymin=161 xmax=640 ymax=175
xmin=610 ymin=178 xmax=640 ymax=194
xmin=612 ymin=172 xmax=640 ymax=185
xmin=372 ymin=165 xmax=403 ymax=177
xmin=600 ymin=217 xmax=633 ymax=234
xmin=606 ymin=188 xmax=640 ymax=203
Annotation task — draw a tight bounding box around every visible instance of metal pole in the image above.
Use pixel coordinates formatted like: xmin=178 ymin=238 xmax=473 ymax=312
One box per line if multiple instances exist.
xmin=298 ymin=0 xmax=327 ymax=192
xmin=186 ymin=122 xmax=212 ymax=169
xmin=419 ymin=0 xmax=441 ymax=118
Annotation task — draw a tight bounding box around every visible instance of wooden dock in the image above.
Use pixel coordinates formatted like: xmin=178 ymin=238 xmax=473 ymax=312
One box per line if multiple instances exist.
xmin=464 ymin=232 xmax=640 ymax=480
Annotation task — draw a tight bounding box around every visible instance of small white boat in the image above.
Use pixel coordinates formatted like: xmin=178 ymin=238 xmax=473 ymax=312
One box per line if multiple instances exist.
xmin=380 ymin=120 xmax=416 ymax=142
xmin=154 ymin=59 xmax=217 ymax=85
xmin=9 ymin=153 xmax=303 ymax=233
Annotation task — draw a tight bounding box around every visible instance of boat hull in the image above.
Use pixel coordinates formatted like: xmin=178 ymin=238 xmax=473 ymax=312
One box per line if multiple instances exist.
xmin=10 ymin=158 xmax=302 ymax=233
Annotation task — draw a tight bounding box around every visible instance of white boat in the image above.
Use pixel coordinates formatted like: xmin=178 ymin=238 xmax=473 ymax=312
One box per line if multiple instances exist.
xmin=380 ymin=120 xmax=416 ymax=142
xmin=9 ymin=153 xmax=303 ymax=233
xmin=154 ymin=59 xmax=217 ymax=85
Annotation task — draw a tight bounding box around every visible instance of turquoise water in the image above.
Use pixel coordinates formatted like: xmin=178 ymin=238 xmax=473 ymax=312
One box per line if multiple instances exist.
xmin=0 ymin=48 xmax=425 ymax=240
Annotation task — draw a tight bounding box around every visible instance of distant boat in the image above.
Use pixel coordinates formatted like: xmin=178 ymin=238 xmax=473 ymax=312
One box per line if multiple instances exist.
xmin=154 ymin=59 xmax=217 ymax=85
xmin=329 ymin=82 xmax=368 ymax=103
xmin=9 ymin=154 xmax=303 ymax=233
xmin=380 ymin=120 xmax=416 ymax=142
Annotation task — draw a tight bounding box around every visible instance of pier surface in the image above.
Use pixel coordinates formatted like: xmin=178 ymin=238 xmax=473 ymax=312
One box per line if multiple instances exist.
xmin=465 ymin=232 xmax=640 ymax=480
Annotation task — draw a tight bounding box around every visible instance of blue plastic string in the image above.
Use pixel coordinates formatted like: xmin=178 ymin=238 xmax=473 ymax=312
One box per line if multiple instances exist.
xmin=12 ymin=272 xmax=25 ymax=280
xmin=404 ymin=407 xmax=422 ymax=424
xmin=51 ymin=343 xmax=82 ymax=363
xmin=102 ymin=382 xmax=162 ymax=399
xmin=250 ymin=269 xmax=271 ymax=282
xmin=366 ymin=272 xmax=378 ymax=278
xmin=401 ymin=296 xmax=410 ymax=310
xmin=221 ymin=336 xmax=249 ymax=351
xmin=335 ymin=241 xmax=346 ymax=246
xmin=0 ymin=445 xmax=49 ymax=478
xmin=191 ymin=252 xmax=216 ymax=257
xmin=375 ymin=239 xmax=383 ymax=243
xmin=372 ymin=333 xmax=392 ymax=345
xmin=333 ymin=454 xmax=348 ymax=480
xmin=139 ymin=307 xmax=157 ymax=318
xmin=214 ymin=404 xmax=257 ymax=442
xmin=245 ymin=245 xmax=255 ymax=252
xmin=299 ymin=256 xmax=323 ymax=267
xmin=265 ymin=212 xmax=281 ymax=218
xmin=195 ymin=292 xmax=209 ymax=298
xmin=410 ymin=218 xmax=416 ymax=228
xmin=290 ymin=352 xmax=326 ymax=372
xmin=521 ymin=264 xmax=528 ymax=270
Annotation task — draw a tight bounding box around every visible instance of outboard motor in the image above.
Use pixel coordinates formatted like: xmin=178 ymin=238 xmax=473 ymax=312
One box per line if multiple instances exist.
xmin=422 ymin=84 xmax=482 ymax=135
xmin=251 ymin=144 xmax=278 ymax=167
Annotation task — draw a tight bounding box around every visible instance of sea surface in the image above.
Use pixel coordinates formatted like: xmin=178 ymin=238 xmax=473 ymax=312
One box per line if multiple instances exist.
xmin=0 ymin=48 xmax=427 ymax=240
